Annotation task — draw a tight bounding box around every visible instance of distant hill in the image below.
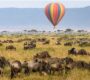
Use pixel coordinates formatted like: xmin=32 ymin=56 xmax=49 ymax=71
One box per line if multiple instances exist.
xmin=0 ymin=7 xmax=89 ymax=30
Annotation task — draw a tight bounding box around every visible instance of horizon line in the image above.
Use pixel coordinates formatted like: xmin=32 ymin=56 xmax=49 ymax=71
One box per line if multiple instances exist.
xmin=0 ymin=6 xmax=90 ymax=9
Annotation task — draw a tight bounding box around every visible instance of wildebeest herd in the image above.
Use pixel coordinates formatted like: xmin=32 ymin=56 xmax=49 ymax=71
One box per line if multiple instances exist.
xmin=0 ymin=35 xmax=90 ymax=80
xmin=0 ymin=37 xmax=90 ymax=51
xmin=0 ymin=49 xmax=89 ymax=79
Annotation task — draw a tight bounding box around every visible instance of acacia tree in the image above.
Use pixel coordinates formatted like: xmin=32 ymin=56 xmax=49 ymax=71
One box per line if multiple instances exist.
xmin=65 ymin=28 xmax=73 ymax=33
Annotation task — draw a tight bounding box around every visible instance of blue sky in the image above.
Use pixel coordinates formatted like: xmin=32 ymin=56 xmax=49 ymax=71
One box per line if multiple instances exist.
xmin=0 ymin=0 xmax=90 ymax=31
xmin=0 ymin=0 xmax=90 ymax=8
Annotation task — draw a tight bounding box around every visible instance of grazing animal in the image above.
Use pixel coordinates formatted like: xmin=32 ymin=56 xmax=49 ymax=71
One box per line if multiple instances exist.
xmin=22 ymin=59 xmax=51 ymax=75
xmin=75 ymin=61 xmax=89 ymax=69
xmin=24 ymin=42 xmax=36 ymax=50
xmin=38 ymin=38 xmax=47 ymax=42
xmin=10 ymin=60 xmax=22 ymax=79
xmin=0 ymin=56 xmax=8 ymax=68
xmin=0 ymin=56 xmax=8 ymax=76
xmin=43 ymin=40 xmax=50 ymax=45
xmin=79 ymin=41 xmax=90 ymax=47
xmin=24 ymin=42 xmax=28 ymax=46
xmin=78 ymin=49 xmax=88 ymax=55
xmin=57 ymin=57 xmax=75 ymax=73
xmin=56 ymin=41 xmax=61 ymax=45
xmin=68 ymin=48 xmax=90 ymax=56
xmin=43 ymin=58 xmax=63 ymax=74
xmin=49 ymin=62 xmax=63 ymax=74
xmin=64 ymin=42 xmax=73 ymax=46
xmin=68 ymin=48 xmax=78 ymax=55
xmin=6 ymin=45 xmax=16 ymax=51
xmin=33 ymin=51 xmax=51 ymax=59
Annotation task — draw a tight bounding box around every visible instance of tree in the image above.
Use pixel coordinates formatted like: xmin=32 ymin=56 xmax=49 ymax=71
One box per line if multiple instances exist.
xmin=30 ymin=29 xmax=37 ymax=32
xmin=77 ymin=30 xmax=84 ymax=33
xmin=65 ymin=28 xmax=73 ymax=33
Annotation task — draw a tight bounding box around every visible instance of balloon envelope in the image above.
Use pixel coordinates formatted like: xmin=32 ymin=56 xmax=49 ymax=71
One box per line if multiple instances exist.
xmin=45 ymin=3 xmax=65 ymax=28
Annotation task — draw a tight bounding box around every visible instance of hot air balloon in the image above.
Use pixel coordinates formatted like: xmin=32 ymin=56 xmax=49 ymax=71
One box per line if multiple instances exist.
xmin=45 ymin=3 xmax=65 ymax=28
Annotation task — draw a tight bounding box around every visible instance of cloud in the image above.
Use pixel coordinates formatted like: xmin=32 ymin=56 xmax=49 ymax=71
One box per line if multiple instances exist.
xmin=0 ymin=0 xmax=90 ymax=8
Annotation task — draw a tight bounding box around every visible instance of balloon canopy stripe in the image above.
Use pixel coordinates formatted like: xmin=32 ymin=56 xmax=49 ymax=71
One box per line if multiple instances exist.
xmin=45 ymin=4 xmax=50 ymax=21
xmin=50 ymin=4 xmax=54 ymax=25
xmin=48 ymin=4 xmax=53 ymax=25
xmin=57 ymin=3 xmax=61 ymax=25
xmin=53 ymin=3 xmax=58 ymax=26
xmin=57 ymin=3 xmax=65 ymax=24
xmin=45 ymin=4 xmax=52 ymax=24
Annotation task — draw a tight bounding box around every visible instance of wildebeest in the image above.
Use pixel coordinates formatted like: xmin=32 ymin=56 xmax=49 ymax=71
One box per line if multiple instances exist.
xmin=43 ymin=57 xmax=75 ymax=74
xmin=61 ymin=57 xmax=74 ymax=65
xmin=22 ymin=59 xmax=51 ymax=75
xmin=24 ymin=44 xmax=36 ymax=50
xmin=56 ymin=41 xmax=61 ymax=45
xmin=68 ymin=48 xmax=78 ymax=55
xmin=60 ymin=57 xmax=75 ymax=72
xmin=78 ymin=40 xmax=90 ymax=47
xmin=68 ymin=48 xmax=90 ymax=55
xmin=0 ymin=56 xmax=8 ymax=75
xmin=64 ymin=42 xmax=73 ymax=46
xmin=75 ymin=61 xmax=90 ymax=69
xmin=46 ymin=57 xmax=74 ymax=73
xmin=37 ymin=38 xmax=47 ymax=42
xmin=24 ymin=42 xmax=28 ymax=46
xmin=24 ymin=41 xmax=36 ymax=50
xmin=3 ymin=40 xmax=14 ymax=43
xmin=48 ymin=61 xmax=63 ymax=74
xmin=78 ymin=49 xmax=89 ymax=55
xmin=0 ymin=56 xmax=8 ymax=68
xmin=6 ymin=45 xmax=16 ymax=50
xmin=33 ymin=51 xmax=51 ymax=59
xmin=43 ymin=40 xmax=50 ymax=45
xmin=10 ymin=60 xmax=22 ymax=78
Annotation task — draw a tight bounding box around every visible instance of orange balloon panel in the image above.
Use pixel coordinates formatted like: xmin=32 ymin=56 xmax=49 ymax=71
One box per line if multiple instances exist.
xmin=45 ymin=3 xmax=65 ymax=28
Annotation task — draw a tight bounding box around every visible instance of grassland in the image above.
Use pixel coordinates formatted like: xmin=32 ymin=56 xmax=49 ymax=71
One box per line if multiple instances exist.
xmin=0 ymin=34 xmax=90 ymax=80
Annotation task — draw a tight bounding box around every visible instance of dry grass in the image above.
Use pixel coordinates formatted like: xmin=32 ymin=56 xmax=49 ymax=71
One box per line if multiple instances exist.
xmin=0 ymin=34 xmax=90 ymax=80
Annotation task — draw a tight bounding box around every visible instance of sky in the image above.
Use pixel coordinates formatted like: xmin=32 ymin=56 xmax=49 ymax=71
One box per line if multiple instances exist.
xmin=0 ymin=0 xmax=90 ymax=31
xmin=0 ymin=0 xmax=90 ymax=8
